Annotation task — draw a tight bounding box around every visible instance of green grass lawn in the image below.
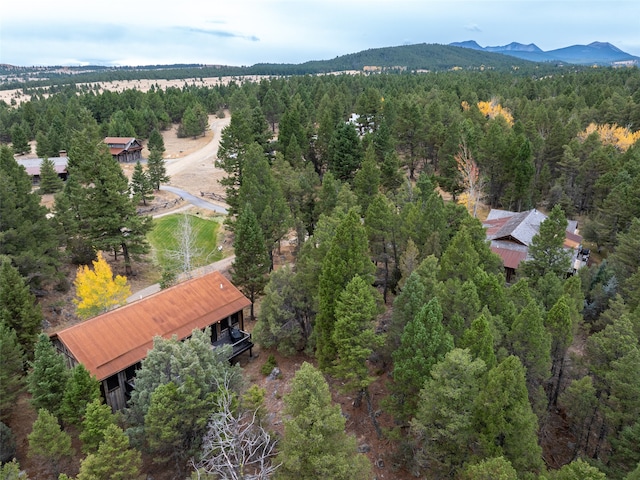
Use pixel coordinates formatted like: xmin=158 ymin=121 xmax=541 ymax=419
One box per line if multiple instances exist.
xmin=147 ymin=213 xmax=224 ymax=270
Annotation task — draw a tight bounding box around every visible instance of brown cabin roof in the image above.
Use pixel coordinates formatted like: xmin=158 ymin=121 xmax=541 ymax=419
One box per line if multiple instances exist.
xmin=103 ymin=137 xmax=142 ymax=156
xmin=51 ymin=271 xmax=250 ymax=381
xmin=490 ymin=243 xmax=529 ymax=269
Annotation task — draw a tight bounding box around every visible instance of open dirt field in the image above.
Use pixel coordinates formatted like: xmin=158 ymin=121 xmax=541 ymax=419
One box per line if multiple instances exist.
xmin=0 ymin=75 xmax=273 ymax=106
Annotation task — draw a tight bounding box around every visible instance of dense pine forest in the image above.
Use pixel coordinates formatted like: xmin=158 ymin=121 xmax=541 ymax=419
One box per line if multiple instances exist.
xmin=1 ymin=66 xmax=640 ymax=479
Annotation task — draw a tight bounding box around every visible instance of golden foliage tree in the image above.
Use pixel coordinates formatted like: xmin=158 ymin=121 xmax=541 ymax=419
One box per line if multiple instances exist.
xmin=578 ymin=122 xmax=640 ymax=152
xmin=73 ymin=252 xmax=131 ymax=319
xmin=477 ymin=99 xmax=514 ymax=126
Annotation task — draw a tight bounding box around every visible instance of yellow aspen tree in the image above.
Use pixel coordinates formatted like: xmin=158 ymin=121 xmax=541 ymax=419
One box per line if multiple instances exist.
xmin=74 ymin=252 xmax=131 ymax=319
xmin=477 ymin=99 xmax=514 ymax=126
xmin=579 ymin=122 xmax=640 ymax=151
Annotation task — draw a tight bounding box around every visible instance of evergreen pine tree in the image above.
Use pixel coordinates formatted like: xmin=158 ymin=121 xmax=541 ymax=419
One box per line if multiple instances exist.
xmin=147 ymin=128 xmax=165 ymax=155
xmin=28 ymin=408 xmax=74 ymax=476
xmin=147 ymin=146 xmax=169 ymax=190
xmin=553 ymin=458 xmax=607 ymax=480
xmin=411 ymin=348 xmax=486 ymax=477
xmin=68 ymin=129 xmax=152 ymax=275
xmin=353 ymin=145 xmax=381 ymax=212
xmin=474 ymin=356 xmax=544 ymax=474
xmin=546 ymin=295 xmax=576 ymax=406
xmin=235 ymin=142 xmax=291 ymax=266
xmin=380 ymin=151 xmax=404 ymax=193
xmin=332 ymin=275 xmax=382 ymax=396
xmin=327 ymin=121 xmax=363 ymax=182
xmin=231 ymin=204 xmax=270 ymax=321
xmin=507 ymin=299 xmax=552 ymax=413
xmin=80 ymin=399 xmax=117 ymax=454
xmin=0 ymin=323 xmax=26 ymax=421
xmin=76 ymin=424 xmax=142 ymax=480
xmin=364 ymin=193 xmax=399 ymax=302
xmin=459 ymin=456 xmax=518 ymax=480
xmin=60 ymin=364 xmax=101 ymax=426
xmin=35 ymin=131 xmax=50 ymax=158
xmin=130 ymin=160 xmax=154 ymax=205
xmin=216 ymin=108 xmax=253 ymax=207
xmin=0 ymin=259 xmax=43 ymax=357
xmin=10 ymin=123 xmax=30 ymax=155
xmin=0 ymin=146 xmax=60 ymax=286
xmin=0 ymin=422 xmax=17 ymax=466
xmin=390 ymin=298 xmax=454 ymax=421
xmin=253 ymin=266 xmax=314 ymax=355
xmin=315 ymin=208 xmax=374 ymax=370
xmin=276 ymin=362 xmax=371 ymax=480
xmin=27 ymin=334 xmax=70 ymax=418
xmin=461 ymin=313 xmax=497 ymax=369
xmin=520 ymin=204 xmax=571 ymax=279
xmin=38 ymin=157 xmax=63 ymax=194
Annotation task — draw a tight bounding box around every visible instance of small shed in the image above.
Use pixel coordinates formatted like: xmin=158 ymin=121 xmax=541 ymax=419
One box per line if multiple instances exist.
xmin=103 ymin=137 xmax=143 ymax=162
xmin=50 ymin=271 xmax=252 ymax=411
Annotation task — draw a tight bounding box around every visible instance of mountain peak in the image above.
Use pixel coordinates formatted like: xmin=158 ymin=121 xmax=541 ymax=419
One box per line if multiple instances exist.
xmin=587 ymin=41 xmax=624 ymax=53
xmin=450 ymin=40 xmax=484 ymax=50
xmin=485 ymin=42 xmax=543 ymax=53
xmin=449 ymin=40 xmax=637 ymax=65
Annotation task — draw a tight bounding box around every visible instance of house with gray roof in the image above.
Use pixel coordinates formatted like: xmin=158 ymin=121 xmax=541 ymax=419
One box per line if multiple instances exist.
xmin=483 ymin=208 xmax=587 ymax=282
xmin=16 ymin=156 xmax=68 ymax=185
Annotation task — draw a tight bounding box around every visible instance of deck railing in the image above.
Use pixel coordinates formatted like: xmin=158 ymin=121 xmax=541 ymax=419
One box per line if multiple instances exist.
xmin=212 ymin=328 xmax=253 ymax=359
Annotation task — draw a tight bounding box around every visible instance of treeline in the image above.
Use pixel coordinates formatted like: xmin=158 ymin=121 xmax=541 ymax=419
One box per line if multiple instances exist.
xmin=1 ymin=66 xmax=640 ymax=479
xmin=0 ymin=43 xmax=554 ymax=92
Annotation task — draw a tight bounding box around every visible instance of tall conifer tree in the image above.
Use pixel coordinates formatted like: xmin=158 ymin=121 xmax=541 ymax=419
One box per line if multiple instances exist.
xmin=231 ymin=204 xmax=270 ymax=321
xmin=390 ymin=298 xmax=454 ymax=421
xmin=315 ymin=208 xmax=374 ymax=370
xmin=474 ymin=356 xmax=543 ymax=474
xmin=276 ymin=362 xmax=371 ymax=480
xmin=0 ymin=259 xmax=43 ymax=357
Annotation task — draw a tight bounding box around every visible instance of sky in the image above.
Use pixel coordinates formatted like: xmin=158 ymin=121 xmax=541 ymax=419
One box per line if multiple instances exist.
xmin=1 ymin=0 xmax=639 ymax=67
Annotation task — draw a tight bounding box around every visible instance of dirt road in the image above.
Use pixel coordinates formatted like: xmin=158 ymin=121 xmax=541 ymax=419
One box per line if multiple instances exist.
xmin=162 ymin=114 xmax=231 ymax=198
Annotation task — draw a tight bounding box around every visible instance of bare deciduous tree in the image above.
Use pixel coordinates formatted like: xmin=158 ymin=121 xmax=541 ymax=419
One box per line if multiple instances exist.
xmin=455 ymin=137 xmax=485 ymax=218
xmin=191 ymin=376 xmax=280 ymax=480
xmin=165 ymin=214 xmax=203 ymax=279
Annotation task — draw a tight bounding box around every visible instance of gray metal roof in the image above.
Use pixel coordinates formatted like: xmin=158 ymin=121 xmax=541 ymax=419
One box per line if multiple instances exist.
xmin=487 ymin=209 xmax=547 ymax=246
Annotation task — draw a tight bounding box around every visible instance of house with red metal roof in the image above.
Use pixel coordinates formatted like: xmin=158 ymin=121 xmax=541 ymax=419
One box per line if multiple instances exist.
xmin=50 ymin=271 xmax=252 ymax=411
xmin=103 ymin=137 xmax=143 ymax=162
xmin=483 ymin=208 xmax=588 ymax=282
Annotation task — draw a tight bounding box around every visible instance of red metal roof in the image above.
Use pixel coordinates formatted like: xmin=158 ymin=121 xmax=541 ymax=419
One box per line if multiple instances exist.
xmin=490 ymin=245 xmax=528 ymax=269
xmin=51 ymin=271 xmax=250 ymax=381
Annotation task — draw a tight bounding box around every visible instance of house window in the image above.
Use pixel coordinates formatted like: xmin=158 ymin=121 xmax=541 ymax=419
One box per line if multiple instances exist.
xmin=105 ymin=375 xmax=119 ymax=392
xmin=220 ymin=316 xmax=230 ymax=331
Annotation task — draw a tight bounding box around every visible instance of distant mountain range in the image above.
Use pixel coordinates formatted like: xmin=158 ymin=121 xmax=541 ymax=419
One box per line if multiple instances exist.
xmin=449 ymin=41 xmax=639 ymax=65
xmin=2 ymin=41 xmax=638 ymax=89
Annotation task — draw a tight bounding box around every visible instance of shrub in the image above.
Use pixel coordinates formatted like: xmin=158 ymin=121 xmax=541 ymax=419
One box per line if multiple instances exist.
xmin=260 ymin=354 xmax=278 ymax=376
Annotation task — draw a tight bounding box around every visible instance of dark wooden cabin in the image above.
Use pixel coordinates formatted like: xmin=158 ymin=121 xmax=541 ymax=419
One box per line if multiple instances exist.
xmin=103 ymin=137 xmax=143 ymax=162
xmin=50 ymin=271 xmax=252 ymax=411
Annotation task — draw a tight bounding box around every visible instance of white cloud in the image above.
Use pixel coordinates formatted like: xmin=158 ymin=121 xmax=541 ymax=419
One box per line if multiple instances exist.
xmin=1 ymin=0 xmax=639 ymax=65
